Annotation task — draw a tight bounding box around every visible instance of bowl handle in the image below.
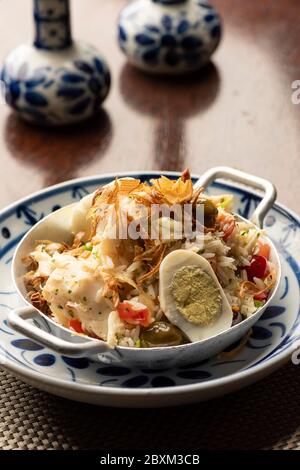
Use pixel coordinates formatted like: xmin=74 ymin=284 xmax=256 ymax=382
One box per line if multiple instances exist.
xmin=194 ymin=166 xmax=277 ymax=228
xmin=8 ymin=307 xmax=121 ymax=359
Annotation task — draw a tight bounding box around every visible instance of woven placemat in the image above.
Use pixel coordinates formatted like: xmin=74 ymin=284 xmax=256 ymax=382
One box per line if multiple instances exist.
xmin=0 ymin=363 xmax=300 ymax=450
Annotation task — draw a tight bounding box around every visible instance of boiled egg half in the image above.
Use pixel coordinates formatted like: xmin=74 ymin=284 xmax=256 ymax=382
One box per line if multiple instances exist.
xmin=159 ymin=250 xmax=233 ymax=342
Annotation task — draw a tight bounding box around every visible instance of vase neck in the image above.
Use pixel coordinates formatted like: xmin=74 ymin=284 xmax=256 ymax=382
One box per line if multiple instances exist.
xmin=151 ymin=0 xmax=188 ymax=5
xmin=33 ymin=0 xmax=72 ymax=51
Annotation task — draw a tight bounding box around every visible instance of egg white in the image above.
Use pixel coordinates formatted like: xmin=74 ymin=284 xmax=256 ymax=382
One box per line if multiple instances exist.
xmin=159 ymin=250 xmax=233 ymax=342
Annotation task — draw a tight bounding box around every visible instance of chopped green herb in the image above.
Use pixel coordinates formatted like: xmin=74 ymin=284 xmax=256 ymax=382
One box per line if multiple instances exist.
xmin=218 ymin=195 xmax=233 ymax=209
xmin=55 ymin=288 xmax=59 ymax=295
xmin=135 ymin=339 xmax=141 ymax=348
xmin=197 ymin=249 xmax=205 ymax=255
xmin=254 ymin=300 xmax=264 ymax=308
xmin=84 ymin=243 xmax=93 ymax=252
xmin=68 ymin=289 xmax=72 ymax=294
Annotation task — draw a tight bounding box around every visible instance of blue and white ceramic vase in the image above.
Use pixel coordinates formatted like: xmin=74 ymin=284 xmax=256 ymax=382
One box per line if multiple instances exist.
xmin=1 ymin=0 xmax=111 ymax=126
xmin=118 ymin=0 xmax=222 ymax=75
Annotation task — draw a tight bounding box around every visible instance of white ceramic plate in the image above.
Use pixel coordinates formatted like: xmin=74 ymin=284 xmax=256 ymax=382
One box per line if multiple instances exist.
xmin=0 ymin=171 xmax=299 ymax=408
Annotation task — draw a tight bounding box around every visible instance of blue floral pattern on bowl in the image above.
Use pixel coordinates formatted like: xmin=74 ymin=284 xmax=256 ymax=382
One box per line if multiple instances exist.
xmin=118 ymin=0 xmax=222 ymax=74
xmin=0 ymin=172 xmax=299 ymax=406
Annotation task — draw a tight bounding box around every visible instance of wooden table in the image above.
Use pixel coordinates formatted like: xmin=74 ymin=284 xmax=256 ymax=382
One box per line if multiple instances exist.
xmin=0 ymin=0 xmax=300 ymax=451
xmin=0 ymin=0 xmax=299 ymax=212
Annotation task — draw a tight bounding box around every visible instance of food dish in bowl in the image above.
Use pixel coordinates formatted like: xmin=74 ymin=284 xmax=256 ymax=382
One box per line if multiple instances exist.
xmin=22 ymin=171 xmax=277 ymax=348
xmin=0 ymin=170 xmax=297 ymax=405
xmin=9 ymin=167 xmax=281 ymax=368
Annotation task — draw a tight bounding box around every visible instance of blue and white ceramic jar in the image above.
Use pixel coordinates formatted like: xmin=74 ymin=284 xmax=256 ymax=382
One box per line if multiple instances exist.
xmin=118 ymin=0 xmax=222 ymax=74
xmin=1 ymin=0 xmax=111 ymax=126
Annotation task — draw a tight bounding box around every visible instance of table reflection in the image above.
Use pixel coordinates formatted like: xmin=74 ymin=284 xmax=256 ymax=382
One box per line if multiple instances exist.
xmin=4 ymin=110 xmax=113 ymax=186
xmin=120 ymin=63 xmax=220 ymax=171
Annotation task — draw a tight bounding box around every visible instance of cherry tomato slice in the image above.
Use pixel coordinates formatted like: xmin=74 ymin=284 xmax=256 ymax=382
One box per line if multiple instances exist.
xmin=118 ymin=302 xmax=151 ymax=327
xmin=69 ymin=319 xmax=84 ymax=334
xmin=254 ymin=291 xmax=268 ymax=301
xmin=258 ymin=243 xmax=270 ymax=260
xmin=245 ymin=255 xmax=267 ymax=282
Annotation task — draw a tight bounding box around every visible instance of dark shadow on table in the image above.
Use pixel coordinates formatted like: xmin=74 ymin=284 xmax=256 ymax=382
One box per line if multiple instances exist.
xmin=33 ymin=362 xmax=300 ymax=450
xmin=4 ymin=110 xmax=113 ymax=187
xmin=119 ymin=63 xmax=220 ymax=172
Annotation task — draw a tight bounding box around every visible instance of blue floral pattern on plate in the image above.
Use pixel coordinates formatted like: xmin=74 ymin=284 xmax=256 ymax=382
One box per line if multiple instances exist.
xmin=0 ymin=173 xmax=299 ymax=403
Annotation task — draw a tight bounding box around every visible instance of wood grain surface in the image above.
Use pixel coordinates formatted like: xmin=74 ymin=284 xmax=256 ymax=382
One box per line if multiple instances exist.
xmin=0 ymin=0 xmax=299 ymax=213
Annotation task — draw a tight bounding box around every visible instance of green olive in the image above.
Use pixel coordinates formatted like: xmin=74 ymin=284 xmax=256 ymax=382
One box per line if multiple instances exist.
xmin=140 ymin=321 xmax=186 ymax=348
xmin=203 ymin=200 xmax=218 ymax=228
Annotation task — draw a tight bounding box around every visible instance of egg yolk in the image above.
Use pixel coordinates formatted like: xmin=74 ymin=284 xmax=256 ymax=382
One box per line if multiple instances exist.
xmin=170 ymin=266 xmax=222 ymax=325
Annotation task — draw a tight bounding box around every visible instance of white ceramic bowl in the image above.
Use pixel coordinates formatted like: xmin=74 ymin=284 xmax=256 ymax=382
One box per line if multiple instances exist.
xmin=8 ymin=167 xmax=281 ymax=368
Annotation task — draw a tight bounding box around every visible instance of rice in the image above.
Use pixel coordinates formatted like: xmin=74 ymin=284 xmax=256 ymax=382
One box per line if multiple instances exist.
xmin=253 ymin=277 xmax=265 ymax=289
xmin=201 ymin=252 xmax=216 ymax=259
xmin=183 ymin=219 xmax=268 ymax=316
